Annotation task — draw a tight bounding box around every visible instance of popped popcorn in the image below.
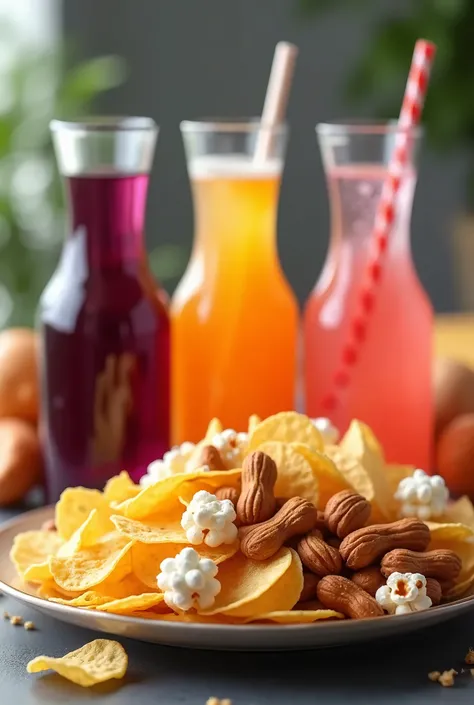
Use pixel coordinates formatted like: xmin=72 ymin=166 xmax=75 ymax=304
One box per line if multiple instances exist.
xmin=181 ymin=490 xmax=238 ymax=548
xmin=140 ymin=442 xmax=196 ymax=487
xmin=211 ymin=429 xmax=248 ymax=468
xmin=157 ymin=547 xmax=221 ymax=611
xmin=376 ymin=572 xmax=432 ymax=615
xmin=310 ymin=417 xmax=340 ymax=445
xmin=394 ymin=469 xmax=449 ymax=521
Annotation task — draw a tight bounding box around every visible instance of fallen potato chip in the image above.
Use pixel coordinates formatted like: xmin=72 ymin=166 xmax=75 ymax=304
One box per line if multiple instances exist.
xmin=10 ymin=530 xmax=63 ymax=579
xmin=131 ymin=540 xmax=238 ymax=588
xmin=256 ymin=441 xmax=318 ymax=502
xmin=248 ymin=411 xmax=324 ymax=453
xmin=27 ymin=639 xmax=128 ymax=687
xmin=202 ymin=547 xmax=301 ymax=618
xmin=122 ymin=469 xmax=241 ymax=520
xmin=49 ymin=535 xmax=133 ymax=592
xmin=55 ymin=488 xmax=110 ymax=540
xmin=290 ymin=443 xmax=349 ymax=506
xmin=111 ymin=514 xmax=188 ymax=544
xmin=339 ymin=421 xmax=392 ymax=519
xmin=242 ymin=609 xmax=344 ymax=624
xmin=104 ymin=472 xmax=140 ymax=504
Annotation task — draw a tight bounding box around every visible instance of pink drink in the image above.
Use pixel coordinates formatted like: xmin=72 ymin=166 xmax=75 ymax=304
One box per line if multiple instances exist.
xmin=40 ymin=118 xmax=169 ymax=500
xmin=304 ymin=164 xmax=432 ymax=468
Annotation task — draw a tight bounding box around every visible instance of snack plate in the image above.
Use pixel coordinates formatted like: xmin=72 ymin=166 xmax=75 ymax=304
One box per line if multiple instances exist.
xmin=1 ymin=506 xmax=474 ymax=651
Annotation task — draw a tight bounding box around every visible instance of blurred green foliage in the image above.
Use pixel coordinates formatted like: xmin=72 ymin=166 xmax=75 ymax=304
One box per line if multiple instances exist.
xmin=299 ymin=0 xmax=474 ymax=209
xmin=0 ymin=23 xmax=186 ymax=329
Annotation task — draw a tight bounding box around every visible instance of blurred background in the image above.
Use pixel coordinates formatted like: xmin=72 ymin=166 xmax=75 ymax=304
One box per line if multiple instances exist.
xmin=2 ymin=0 xmax=473 ymax=326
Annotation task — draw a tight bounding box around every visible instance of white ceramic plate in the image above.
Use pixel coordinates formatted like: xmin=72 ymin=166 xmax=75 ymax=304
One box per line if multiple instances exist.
xmin=1 ymin=506 xmax=474 ymax=651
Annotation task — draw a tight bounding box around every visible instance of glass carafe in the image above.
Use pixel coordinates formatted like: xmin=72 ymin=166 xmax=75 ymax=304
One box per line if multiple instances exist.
xmin=40 ymin=117 xmax=169 ymax=500
xmin=303 ymin=122 xmax=432 ymax=468
xmin=172 ymin=120 xmax=298 ymax=443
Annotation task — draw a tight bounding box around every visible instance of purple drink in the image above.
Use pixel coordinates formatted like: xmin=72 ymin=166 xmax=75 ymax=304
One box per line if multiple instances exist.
xmin=40 ymin=119 xmax=169 ymax=500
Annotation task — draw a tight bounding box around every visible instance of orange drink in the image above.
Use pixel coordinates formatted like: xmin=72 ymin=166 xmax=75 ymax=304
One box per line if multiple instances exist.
xmin=171 ymin=121 xmax=298 ymax=443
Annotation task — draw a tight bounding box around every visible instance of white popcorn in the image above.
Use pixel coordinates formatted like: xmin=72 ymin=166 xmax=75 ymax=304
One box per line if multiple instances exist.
xmin=376 ymin=572 xmax=432 ymax=616
xmin=181 ymin=490 xmax=238 ymax=548
xmin=394 ymin=469 xmax=449 ymax=520
xmin=211 ymin=429 xmax=248 ymax=468
xmin=140 ymin=441 xmax=197 ymax=487
xmin=311 ymin=417 xmax=340 ymax=445
xmin=157 ymin=547 xmax=221 ymax=611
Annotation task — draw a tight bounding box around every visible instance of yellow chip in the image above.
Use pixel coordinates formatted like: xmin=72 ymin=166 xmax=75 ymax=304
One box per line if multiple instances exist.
xmin=37 ymin=580 xmax=81 ymax=600
xmin=242 ymin=609 xmax=344 ymax=623
xmin=131 ymin=541 xmax=238 ymax=588
xmin=427 ymin=521 xmax=474 ymax=545
xmin=23 ymin=561 xmax=52 ymax=583
xmin=111 ymin=514 xmax=187 ymax=544
xmin=55 ymin=487 xmax=110 ymax=540
xmin=49 ymin=535 xmax=133 ymax=592
xmin=104 ymin=472 xmax=140 ymax=504
xmin=202 ymin=547 xmax=302 ymax=618
xmin=94 ymin=593 xmax=164 ymax=614
xmin=51 ymin=592 xmax=116 ymax=608
xmin=445 ymin=496 xmax=474 ymax=529
xmin=123 ymin=469 xmax=241 ymax=520
xmin=256 ymin=441 xmax=318 ymax=502
xmin=58 ymin=508 xmax=114 ymax=558
xmin=248 ymin=411 xmax=324 ymax=452
xmin=10 ymin=530 xmax=63 ymax=579
xmin=291 ymin=443 xmax=349 ymax=506
xmin=248 ymin=414 xmax=261 ymax=435
xmin=204 ymin=417 xmax=223 ymax=441
xmin=384 ymin=464 xmax=415 ymax=498
xmin=339 ymin=421 xmax=392 ymax=519
xmin=27 ymin=639 xmax=128 ymax=687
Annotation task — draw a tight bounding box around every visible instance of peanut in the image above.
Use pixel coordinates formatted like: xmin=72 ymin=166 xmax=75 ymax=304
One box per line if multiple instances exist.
xmin=380 ymin=548 xmax=462 ymax=583
xmin=351 ymin=566 xmax=386 ymax=597
xmin=339 ymin=518 xmax=430 ymax=570
xmin=239 ymin=496 xmax=318 ymax=560
xmin=325 ymin=490 xmax=371 ymax=538
xmin=297 ymin=531 xmax=342 ymax=577
xmin=426 ymin=577 xmax=442 ymax=606
xmin=317 ymin=575 xmax=384 ymax=619
xmin=199 ymin=445 xmax=227 ymax=471
xmin=215 ymin=486 xmax=240 ymax=505
xmin=237 ymin=451 xmax=277 ymax=525
xmin=300 ymin=572 xmax=321 ymax=602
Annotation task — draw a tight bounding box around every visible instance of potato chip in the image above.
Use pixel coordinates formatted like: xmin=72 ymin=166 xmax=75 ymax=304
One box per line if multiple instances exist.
xmin=27 ymin=639 xmax=128 ymax=687
xmin=291 ymin=443 xmax=349 ymax=506
xmin=131 ymin=540 xmax=238 ymax=588
xmin=38 ymin=581 xmax=81 ymax=600
xmin=445 ymin=496 xmax=474 ymax=529
xmin=58 ymin=508 xmax=114 ymax=558
xmin=339 ymin=421 xmax=392 ymax=519
xmin=427 ymin=521 xmax=474 ymax=544
xmin=49 ymin=535 xmax=133 ymax=592
xmin=248 ymin=414 xmax=261 ymax=435
xmin=384 ymin=464 xmax=415 ymax=498
xmin=10 ymin=530 xmax=63 ymax=579
xmin=51 ymin=592 xmax=116 ymax=608
xmin=94 ymin=593 xmax=164 ymax=614
xmin=104 ymin=471 xmax=140 ymax=504
xmin=248 ymin=411 xmax=324 ymax=452
xmin=202 ymin=547 xmax=301 ymax=617
xmin=23 ymin=561 xmax=52 ymax=583
xmin=204 ymin=417 xmax=223 ymax=441
xmin=55 ymin=488 xmax=110 ymax=540
xmin=111 ymin=514 xmax=187 ymax=544
xmin=256 ymin=441 xmax=318 ymax=502
xmin=123 ymin=469 xmax=241 ymax=520
xmin=242 ymin=609 xmax=344 ymax=623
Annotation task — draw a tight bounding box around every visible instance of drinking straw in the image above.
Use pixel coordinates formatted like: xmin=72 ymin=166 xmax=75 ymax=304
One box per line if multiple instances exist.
xmin=321 ymin=39 xmax=437 ymax=413
xmin=211 ymin=42 xmax=298 ymax=413
xmin=253 ymin=41 xmax=298 ymax=162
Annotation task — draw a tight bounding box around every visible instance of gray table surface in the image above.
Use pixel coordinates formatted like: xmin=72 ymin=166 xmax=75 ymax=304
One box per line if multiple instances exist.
xmin=1 ymin=506 xmax=473 ymax=704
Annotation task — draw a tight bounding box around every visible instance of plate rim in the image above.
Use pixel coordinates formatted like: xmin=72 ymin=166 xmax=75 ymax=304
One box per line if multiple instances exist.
xmin=2 ymin=504 xmax=474 ymax=636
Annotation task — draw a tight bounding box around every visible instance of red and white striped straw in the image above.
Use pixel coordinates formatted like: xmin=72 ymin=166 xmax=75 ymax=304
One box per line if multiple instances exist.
xmin=322 ymin=39 xmax=436 ymax=412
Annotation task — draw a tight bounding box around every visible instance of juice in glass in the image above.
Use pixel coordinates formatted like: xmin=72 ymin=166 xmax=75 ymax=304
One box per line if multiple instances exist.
xmin=172 ymin=121 xmax=298 ymax=443
xmin=40 ymin=118 xmax=169 ymax=500
xmin=304 ymin=124 xmax=432 ymax=468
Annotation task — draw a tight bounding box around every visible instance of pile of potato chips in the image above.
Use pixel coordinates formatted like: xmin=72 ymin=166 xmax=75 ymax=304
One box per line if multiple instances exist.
xmin=10 ymin=412 xmax=474 ymax=624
